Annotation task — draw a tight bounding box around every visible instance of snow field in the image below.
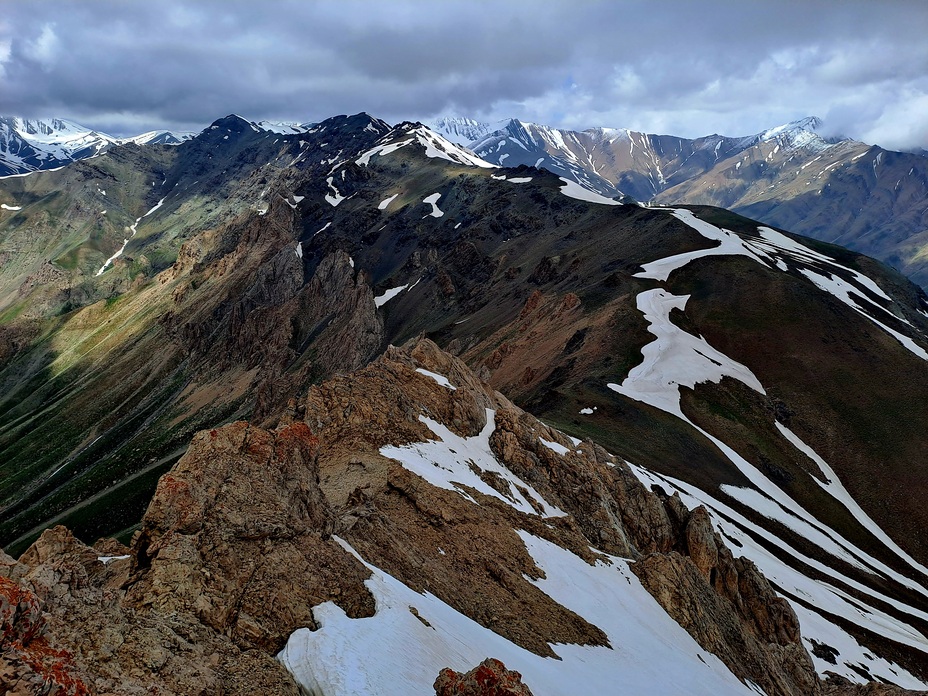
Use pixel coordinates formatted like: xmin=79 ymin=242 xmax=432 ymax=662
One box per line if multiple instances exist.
xmin=278 ymin=533 xmax=758 ymax=696
xmin=380 ymin=408 xmax=565 ymax=518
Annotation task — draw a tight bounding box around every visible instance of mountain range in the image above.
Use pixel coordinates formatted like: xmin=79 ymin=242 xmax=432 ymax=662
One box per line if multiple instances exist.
xmin=432 ymin=116 xmax=928 ymax=288
xmin=1 ymin=111 xmax=928 ymax=694
xmin=5 ymin=113 xmax=927 ymax=289
xmin=0 ymin=116 xmax=320 ymax=178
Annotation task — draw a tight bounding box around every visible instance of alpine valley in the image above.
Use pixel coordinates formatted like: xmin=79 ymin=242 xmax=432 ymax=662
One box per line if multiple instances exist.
xmin=2 ymin=111 xmax=928 ymax=696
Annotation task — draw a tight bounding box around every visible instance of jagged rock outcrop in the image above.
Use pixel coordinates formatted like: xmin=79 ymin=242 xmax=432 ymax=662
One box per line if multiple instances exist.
xmin=128 ymin=420 xmax=375 ymax=649
xmin=0 ymin=421 xmax=376 ymax=695
xmin=0 ymin=567 xmax=90 ymax=695
xmin=1 ymin=525 xmax=301 ymax=695
xmin=632 ymin=521 xmax=819 ymax=695
xmin=434 ymin=658 xmax=535 ymax=696
xmin=0 ymin=339 xmax=914 ymax=694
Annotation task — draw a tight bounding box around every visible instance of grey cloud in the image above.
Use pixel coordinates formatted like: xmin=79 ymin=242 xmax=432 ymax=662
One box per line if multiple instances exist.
xmin=0 ymin=0 xmax=926 ymax=148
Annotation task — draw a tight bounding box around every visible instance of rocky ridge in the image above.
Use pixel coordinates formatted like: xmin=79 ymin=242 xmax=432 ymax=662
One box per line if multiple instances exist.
xmin=1 ymin=338 xmax=911 ymax=695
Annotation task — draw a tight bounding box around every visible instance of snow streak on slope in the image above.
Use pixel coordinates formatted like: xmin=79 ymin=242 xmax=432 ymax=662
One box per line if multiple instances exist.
xmin=609 ymin=288 xmax=765 ymax=419
xmin=636 ymin=210 xmax=926 ymax=360
xmin=381 ymin=409 xmax=565 ymax=518
xmin=355 ymin=126 xmax=494 ymax=169
xmin=558 ymin=178 xmax=622 ymax=205
xmin=635 ymin=209 xmax=768 ymax=281
xmin=356 ymin=138 xmax=414 ymax=166
xmin=627 ymin=463 xmax=928 ymax=689
xmin=411 ymin=126 xmax=496 ymax=169
xmin=373 ymin=284 xmax=408 ymax=307
xmin=774 ymin=422 xmax=928 ymax=580
xmin=95 ymin=197 xmax=166 ymax=276
xmin=278 ymin=535 xmax=757 ymax=696
xmin=799 ymin=267 xmax=927 ymax=360
xmin=618 ymin=227 xmax=928 ymax=590
xmin=611 ymin=206 xmax=928 ymax=686
xmin=414 ymin=368 xmax=457 ymax=390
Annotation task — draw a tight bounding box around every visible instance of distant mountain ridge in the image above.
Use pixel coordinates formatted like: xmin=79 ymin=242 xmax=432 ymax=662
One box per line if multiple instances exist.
xmin=0 ymin=116 xmax=313 ymax=177
xmin=0 ymin=117 xmax=118 ymax=177
xmin=434 ymin=115 xmax=928 ymax=288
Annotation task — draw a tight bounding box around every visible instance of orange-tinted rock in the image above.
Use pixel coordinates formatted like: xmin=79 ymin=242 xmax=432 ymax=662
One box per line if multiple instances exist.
xmin=434 ymin=658 xmax=534 ymax=696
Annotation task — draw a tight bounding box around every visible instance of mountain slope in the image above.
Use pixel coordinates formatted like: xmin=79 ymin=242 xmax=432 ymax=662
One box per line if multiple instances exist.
xmin=0 ymin=339 xmax=857 ymax=694
xmin=1 ymin=115 xmax=928 ymax=689
xmin=464 ymin=116 xmax=928 ymax=288
xmin=429 ymin=116 xmax=510 ymax=145
xmin=0 ymin=117 xmax=118 ymax=177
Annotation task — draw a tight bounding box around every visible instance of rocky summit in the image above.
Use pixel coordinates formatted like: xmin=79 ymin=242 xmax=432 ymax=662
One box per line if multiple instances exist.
xmin=0 ymin=339 xmax=870 ymax=693
xmin=2 ymin=112 xmax=928 ymax=694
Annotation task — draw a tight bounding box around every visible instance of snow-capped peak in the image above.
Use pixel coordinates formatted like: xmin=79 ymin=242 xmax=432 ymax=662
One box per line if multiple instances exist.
xmin=254 ymin=120 xmax=312 ymax=135
xmin=760 ymin=116 xmax=821 ymax=140
xmin=428 ymin=116 xmax=511 ymax=146
xmin=752 ymin=116 xmax=830 ymax=152
xmin=0 ymin=116 xmax=120 ymax=176
xmin=118 ymin=130 xmax=195 ymax=146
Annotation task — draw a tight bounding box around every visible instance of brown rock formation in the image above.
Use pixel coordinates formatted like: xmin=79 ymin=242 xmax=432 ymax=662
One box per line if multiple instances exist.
xmin=0 ymin=421 xmax=376 ymax=695
xmin=129 ymin=420 xmax=374 ymax=649
xmin=0 ymin=338 xmax=917 ymax=695
xmin=434 ymin=658 xmax=534 ymax=696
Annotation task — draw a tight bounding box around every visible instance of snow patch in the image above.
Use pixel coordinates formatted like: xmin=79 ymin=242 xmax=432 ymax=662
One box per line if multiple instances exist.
xmin=356 ymin=138 xmax=414 ymax=166
xmin=378 ymin=193 xmax=399 ymax=210
xmin=325 ymin=177 xmax=347 ymax=206
xmin=422 ymin=192 xmax=444 ymax=218
xmin=558 ymin=178 xmax=622 ymax=205
xmin=381 ymin=409 xmax=565 ymax=518
xmin=1 ymin=203 xmax=22 ymax=211
xmin=415 ymin=368 xmax=457 ymax=390
xmin=539 ymin=438 xmax=570 ymax=456
xmin=374 ymin=284 xmax=409 ymax=308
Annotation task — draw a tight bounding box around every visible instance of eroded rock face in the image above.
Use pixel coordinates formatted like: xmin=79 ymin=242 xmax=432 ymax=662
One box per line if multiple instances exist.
xmin=0 ymin=422 xmax=375 ymax=695
xmin=129 ymin=420 xmax=375 ymax=650
xmin=0 ymin=567 xmax=91 ymax=696
xmin=2 ymin=526 xmax=297 ymax=696
xmin=0 ymin=339 xmax=910 ymax=695
xmin=434 ymin=658 xmax=535 ymax=696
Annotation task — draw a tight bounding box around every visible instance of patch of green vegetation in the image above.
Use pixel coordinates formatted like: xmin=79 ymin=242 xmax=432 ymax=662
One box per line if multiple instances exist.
xmin=0 ymin=302 xmax=27 ymax=324
xmin=6 ymin=459 xmax=175 ymax=557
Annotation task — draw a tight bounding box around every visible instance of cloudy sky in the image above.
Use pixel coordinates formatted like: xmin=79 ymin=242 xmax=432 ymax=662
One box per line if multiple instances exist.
xmin=1 ymin=0 xmax=926 ymax=149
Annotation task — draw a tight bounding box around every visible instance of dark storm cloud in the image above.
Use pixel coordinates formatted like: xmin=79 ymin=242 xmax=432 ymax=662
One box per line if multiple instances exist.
xmin=0 ymin=0 xmax=926 ymax=148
